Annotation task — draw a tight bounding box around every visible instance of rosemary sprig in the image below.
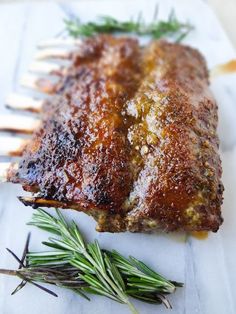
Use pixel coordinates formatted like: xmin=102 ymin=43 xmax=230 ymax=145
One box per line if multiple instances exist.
xmin=27 ymin=209 xmax=136 ymax=311
xmin=64 ymin=10 xmax=193 ymax=42
xmin=0 ymin=209 xmax=182 ymax=313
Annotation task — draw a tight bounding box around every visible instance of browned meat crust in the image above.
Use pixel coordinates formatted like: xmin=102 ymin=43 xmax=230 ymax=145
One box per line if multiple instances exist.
xmin=10 ymin=35 xmax=224 ymax=232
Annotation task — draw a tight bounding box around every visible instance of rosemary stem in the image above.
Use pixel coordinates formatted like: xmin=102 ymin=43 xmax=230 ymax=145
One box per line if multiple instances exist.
xmin=0 ymin=269 xmax=18 ymax=276
xmin=127 ymin=299 xmax=139 ymax=314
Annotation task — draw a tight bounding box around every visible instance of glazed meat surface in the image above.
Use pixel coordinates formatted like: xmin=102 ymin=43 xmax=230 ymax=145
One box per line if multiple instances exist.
xmin=10 ymin=35 xmax=224 ymax=232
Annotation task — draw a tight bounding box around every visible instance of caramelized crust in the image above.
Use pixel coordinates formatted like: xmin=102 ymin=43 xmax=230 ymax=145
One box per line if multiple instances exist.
xmin=11 ymin=35 xmax=223 ymax=232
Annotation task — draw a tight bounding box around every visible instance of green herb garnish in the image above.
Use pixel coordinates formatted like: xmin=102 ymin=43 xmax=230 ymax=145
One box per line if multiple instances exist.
xmin=64 ymin=9 xmax=193 ymax=42
xmin=0 ymin=209 xmax=182 ymax=313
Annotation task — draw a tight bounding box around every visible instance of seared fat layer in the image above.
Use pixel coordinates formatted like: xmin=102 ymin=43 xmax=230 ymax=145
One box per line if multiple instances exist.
xmin=11 ymin=36 xmax=223 ymax=232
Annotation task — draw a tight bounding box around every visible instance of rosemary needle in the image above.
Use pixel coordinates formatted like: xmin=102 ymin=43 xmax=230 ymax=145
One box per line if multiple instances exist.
xmin=0 ymin=209 xmax=183 ymax=313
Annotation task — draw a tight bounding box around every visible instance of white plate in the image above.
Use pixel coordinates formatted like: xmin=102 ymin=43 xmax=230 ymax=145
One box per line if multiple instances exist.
xmin=0 ymin=1 xmax=235 ymax=313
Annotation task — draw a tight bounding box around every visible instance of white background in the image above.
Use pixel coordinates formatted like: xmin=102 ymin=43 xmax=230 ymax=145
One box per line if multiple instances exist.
xmin=0 ymin=1 xmax=236 ymax=313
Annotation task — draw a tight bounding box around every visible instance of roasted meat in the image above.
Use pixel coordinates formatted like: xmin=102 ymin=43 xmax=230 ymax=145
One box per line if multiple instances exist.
xmin=4 ymin=35 xmax=223 ymax=232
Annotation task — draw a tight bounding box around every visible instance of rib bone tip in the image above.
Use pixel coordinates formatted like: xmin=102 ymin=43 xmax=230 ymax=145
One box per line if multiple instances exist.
xmin=0 ymin=162 xmax=11 ymax=182
xmin=0 ymin=114 xmax=40 ymax=134
xmin=29 ymin=61 xmax=62 ymax=75
xmin=35 ymin=48 xmax=71 ymax=60
xmin=5 ymin=93 xmax=43 ymax=113
xmin=20 ymin=74 xmax=57 ymax=94
xmin=38 ymin=38 xmax=82 ymax=48
xmin=0 ymin=136 xmax=27 ymax=156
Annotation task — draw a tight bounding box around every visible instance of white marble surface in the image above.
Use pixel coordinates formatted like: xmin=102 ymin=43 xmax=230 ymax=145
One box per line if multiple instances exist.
xmin=0 ymin=1 xmax=236 ymax=313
